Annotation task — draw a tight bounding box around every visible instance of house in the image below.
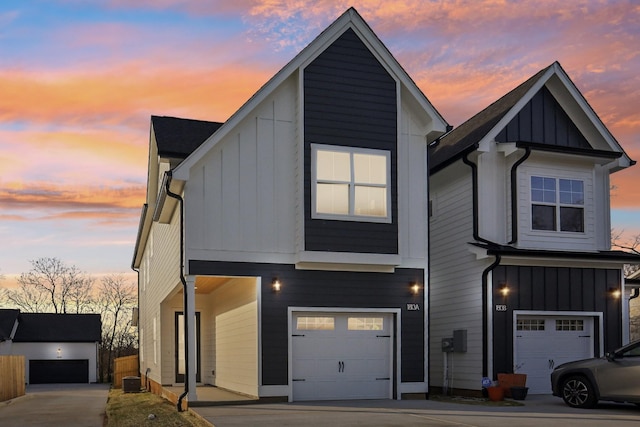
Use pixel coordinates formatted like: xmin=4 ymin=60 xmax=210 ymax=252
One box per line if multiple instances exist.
xmin=428 ymin=62 xmax=640 ymax=395
xmin=0 ymin=310 xmax=101 ymax=383
xmin=132 ymin=7 xmax=448 ymax=405
xmin=628 ymin=269 xmax=640 ymax=341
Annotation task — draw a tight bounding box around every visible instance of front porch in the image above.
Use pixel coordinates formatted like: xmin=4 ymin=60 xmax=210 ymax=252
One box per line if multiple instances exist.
xmin=164 ymin=385 xmax=257 ymax=407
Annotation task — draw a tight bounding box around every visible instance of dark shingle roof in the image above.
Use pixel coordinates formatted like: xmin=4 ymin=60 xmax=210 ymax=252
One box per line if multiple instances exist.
xmin=0 ymin=309 xmax=20 ymax=341
xmin=430 ymin=64 xmax=552 ymax=173
xmin=151 ymin=115 xmax=224 ymax=159
xmin=13 ymin=313 xmax=101 ymax=343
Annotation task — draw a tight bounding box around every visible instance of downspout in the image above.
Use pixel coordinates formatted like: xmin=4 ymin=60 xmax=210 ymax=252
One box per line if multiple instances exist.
xmin=508 ymin=147 xmax=531 ymax=245
xmin=630 ymin=288 xmax=640 ymax=301
xmin=481 ymin=254 xmax=501 ymax=378
xmin=462 ymin=154 xmax=493 ymax=245
xmin=164 ymin=171 xmax=190 ymax=412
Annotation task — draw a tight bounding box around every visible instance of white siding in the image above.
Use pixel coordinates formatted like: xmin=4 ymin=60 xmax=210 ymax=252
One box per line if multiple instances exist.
xmin=517 ymin=156 xmax=598 ymax=251
xmin=429 ymin=163 xmax=488 ymax=391
xmin=139 ymin=201 xmax=182 ymax=387
xmin=210 ymin=278 xmax=258 ymax=397
xmin=12 ymin=342 xmax=98 ymax=383
xmin=184 ymin=76 xmax=297 ymax=264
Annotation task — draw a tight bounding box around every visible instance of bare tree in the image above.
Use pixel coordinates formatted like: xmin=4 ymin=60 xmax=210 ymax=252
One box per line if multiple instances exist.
xmin=2 ymin=258 xmax=94 ymax=313
xmin=97 ymin=274 xmax=137 ymax=382
xmin=611 ymin=229 xmax=640 ymax=276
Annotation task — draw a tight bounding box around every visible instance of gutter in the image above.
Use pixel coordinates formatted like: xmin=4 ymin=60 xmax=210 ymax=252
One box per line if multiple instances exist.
xmin=481 ymin=254 xmax=501 ymax=378
xmin=462 ymin=153 xmax=494 ymax=245
xmin=163 ymin=171 xmax=190 ymax=412
xmin=508 ymin=147 xmax=531 ymax=245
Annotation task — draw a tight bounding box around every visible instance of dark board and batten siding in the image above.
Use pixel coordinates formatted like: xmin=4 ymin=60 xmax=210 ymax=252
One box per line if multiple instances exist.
xmin=496 ymin=87 xmax=591 ymax=149
xmin=189 ymin=260 xmax=424 ymax=386
xmin=303 ymin=28 xmax=399 ymax=254
xmin=491 ymin=265 xmax=621 ymax=376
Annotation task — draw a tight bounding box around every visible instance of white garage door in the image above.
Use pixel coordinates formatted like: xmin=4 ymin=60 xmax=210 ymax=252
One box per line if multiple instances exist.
xmin=292 ymin=312 xmax=392 ymax=401
xmin=515 ymin=315 xmax=594 ymax=394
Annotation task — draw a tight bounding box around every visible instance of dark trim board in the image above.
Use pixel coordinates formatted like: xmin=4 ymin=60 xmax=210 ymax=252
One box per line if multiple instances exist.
xmin=189 ymin=260 xmax=424 ymax=386
xmin=491 ymin=265 xmax=622 ymax=376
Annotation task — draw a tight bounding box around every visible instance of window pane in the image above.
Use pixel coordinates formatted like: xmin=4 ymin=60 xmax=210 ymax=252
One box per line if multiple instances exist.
xmin=560 ymin=207 xmax=584 ymax=232
xmin=317 ymin=150 xmax=350 ymax=181
xmin=297 ymin=317 xmax=335 ymax=331
xmin=532 ymin=204 xmax=556 ymax=230
xmin=348 ymin=317 xmax=384 ymax=331
xmin=556 ymin=319 xmax=584 ymax=331
xmin=354 ymin=186 xmax=387 ymax=217
xmin=559 ymin=179 xmax=584 ymax=205
xmin=517 ymin=319 xmax=545 ymax=331
xmin=353 ymin=153 xmax=386 ymax=185
xmin=316 ymin=183 xmax=349 ymax=215
xmin=531 ymin=176 xmax=555 ymax=203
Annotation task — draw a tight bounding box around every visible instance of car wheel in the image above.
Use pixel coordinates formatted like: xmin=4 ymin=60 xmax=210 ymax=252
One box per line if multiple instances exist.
xmin=561 ymin=375 xmax=597 ymax=409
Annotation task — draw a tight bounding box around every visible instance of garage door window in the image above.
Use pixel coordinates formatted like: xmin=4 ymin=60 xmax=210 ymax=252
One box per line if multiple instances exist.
xmin=347 ymin=317 xmax=383 ymax=331
xmin=556 ymin=319 xmax=584 ymax=331
xmin=296 ymin=316 xmax=335 ymax=330
xmin=517 ymin=319 xmax=545 ymax=331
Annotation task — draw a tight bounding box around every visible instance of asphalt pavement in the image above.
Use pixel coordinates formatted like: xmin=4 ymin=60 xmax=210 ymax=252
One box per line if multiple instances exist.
xmin=193 ymin=394 xmax=640 ymax=427
xmin=0 ymin=383 xmax=109 ymax=427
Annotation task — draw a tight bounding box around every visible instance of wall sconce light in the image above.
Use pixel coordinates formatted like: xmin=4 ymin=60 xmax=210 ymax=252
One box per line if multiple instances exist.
xmin=57 ymin=348 xmax=62 ymax=358
xmin=410 ymin=282 xmax=420 ymax=295
xmin=272 ymin=279 xmax=281 ymax=292
xmin=499 ymin=285 xmax=510 ymax=297
xmin=609 ymin=287 xmax=621 ymax=299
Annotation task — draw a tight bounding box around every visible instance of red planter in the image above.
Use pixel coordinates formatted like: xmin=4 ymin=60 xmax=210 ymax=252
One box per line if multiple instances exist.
xmin=487 ymin=386 xmax=504 ymax=401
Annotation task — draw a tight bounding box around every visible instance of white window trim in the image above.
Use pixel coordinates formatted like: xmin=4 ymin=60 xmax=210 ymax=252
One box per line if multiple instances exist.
xmin=311 ymin=143 xmax=392 ymax=223
xmin=528 ymin=174 xmax=586 ymax=235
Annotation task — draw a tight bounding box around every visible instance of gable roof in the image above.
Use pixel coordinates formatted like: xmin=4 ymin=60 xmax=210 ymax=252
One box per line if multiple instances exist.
xmin=13 ymin=313 xmax=101 ymax=343
xmin=173 ymin=7 xmax=448 ymax=181
xmin=0 ymin=309 xmax=19 ymax=341
xmin=430 ymin=61 xmax=634 ymax=173
xmin=151 ymin=115 xmax=223 ymax=160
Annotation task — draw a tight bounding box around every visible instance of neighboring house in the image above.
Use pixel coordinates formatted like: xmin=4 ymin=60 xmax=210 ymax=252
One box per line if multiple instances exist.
xmin=628 ymin=269 xmax=640 ymax=341
xmin=0 ymin=309 xmax=20 ymax=354
xmin=428 ymin=62 xmax=640 ymax=395
xmin=132 ymin=8 xmax=448 ymax=404
xmin=0 ymin=310 xmax=101 ymax=383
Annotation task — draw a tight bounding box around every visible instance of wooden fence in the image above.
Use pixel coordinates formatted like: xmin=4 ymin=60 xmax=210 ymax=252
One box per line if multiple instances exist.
xmin=0 ymin=355 xmax=25 ymax=402
xmin=113 ymin=354 xmax=139 ymax=388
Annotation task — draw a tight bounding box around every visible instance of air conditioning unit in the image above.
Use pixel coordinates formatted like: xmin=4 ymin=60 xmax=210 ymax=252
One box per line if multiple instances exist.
xmin=122 ymin=376 xmax=141 ymax=393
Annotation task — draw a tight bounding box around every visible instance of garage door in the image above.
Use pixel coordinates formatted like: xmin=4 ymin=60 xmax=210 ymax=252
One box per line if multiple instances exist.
xmin=29 ymin=359 xmax=89 ymax=384
xmin=292 ymin=312 xmax=392 ymax=401
xmin=515 ymin=316 xmax=593 ymax=394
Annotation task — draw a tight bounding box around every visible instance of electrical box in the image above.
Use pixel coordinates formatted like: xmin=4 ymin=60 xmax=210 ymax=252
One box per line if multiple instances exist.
xmin=441 ymin=337 xmax=454 ymax=352
xmin=453 ymin=329 xmax=467 ymax=353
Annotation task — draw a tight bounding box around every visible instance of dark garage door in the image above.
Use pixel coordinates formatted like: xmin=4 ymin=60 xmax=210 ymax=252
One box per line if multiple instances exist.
xmin=29 ymin=359 xmax=89 ymax=384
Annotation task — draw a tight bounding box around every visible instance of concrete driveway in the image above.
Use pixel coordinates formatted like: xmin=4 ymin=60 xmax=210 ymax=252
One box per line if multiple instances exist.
xmin=0 ymin=383 xmax=109 ymax=427
xmin=193 ymin=395 xmax=640 ymax=427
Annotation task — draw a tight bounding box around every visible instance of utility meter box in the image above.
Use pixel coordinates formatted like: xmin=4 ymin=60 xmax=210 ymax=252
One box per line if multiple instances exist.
xmin=453 ymin=329 xmax=467 ymax=353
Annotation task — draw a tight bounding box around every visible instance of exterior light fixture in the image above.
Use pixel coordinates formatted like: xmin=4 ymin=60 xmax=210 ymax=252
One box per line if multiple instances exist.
xmin=410 ymin=282 xmax=420 ymax=295
xmin=609 ymin=287 xmax=621 ymax=299
xmin=272 ymin=279 xmax=281 ymax=292
xmin=500 ymin=285 xmax=510 ymax=297
xmin=57 ymin=348 xmax=62 ymax=358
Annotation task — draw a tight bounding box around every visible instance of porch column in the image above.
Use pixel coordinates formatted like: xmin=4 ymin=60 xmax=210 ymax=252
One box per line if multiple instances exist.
xmin=185 ymin=275 xmax=198 ymax=402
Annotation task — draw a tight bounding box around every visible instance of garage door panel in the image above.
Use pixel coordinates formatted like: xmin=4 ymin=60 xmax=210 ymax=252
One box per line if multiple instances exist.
xmin=29 ymin=359 xmax=89 ymax=384
xmin=292 ymin=312 xmax=392 ymax=401
xmin=515 ymin=316 xmax=593 ymax=394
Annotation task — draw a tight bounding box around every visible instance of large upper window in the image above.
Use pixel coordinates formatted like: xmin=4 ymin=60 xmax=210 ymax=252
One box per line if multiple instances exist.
xmin=531 ymin=176 xmax=584 ymax=232
xmin=312 ymin=145 xmax=390 ymax=222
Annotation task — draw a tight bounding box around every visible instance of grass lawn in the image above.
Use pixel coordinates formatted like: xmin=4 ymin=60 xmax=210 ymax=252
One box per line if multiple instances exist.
xmin=105 ymin=388 xmax=211 ymax=427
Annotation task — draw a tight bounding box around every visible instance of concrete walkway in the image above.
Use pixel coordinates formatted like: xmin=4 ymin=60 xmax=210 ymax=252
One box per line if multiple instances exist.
xmin=193 ymin=395 xmax=640 ymax=427
xmin=0 ymin=383 xmax=110 ymax=427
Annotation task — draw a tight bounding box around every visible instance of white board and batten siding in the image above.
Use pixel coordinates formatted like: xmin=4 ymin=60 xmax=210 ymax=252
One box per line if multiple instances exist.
xmin=184 ymin=76 xmax=298 ymax=263
xmin=429 ymin=166 xmax=487 ymax=390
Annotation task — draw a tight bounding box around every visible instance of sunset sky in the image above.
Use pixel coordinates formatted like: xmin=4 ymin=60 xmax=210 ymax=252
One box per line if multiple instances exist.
xmin=1 ymin=0 xmax=639 ymax=285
